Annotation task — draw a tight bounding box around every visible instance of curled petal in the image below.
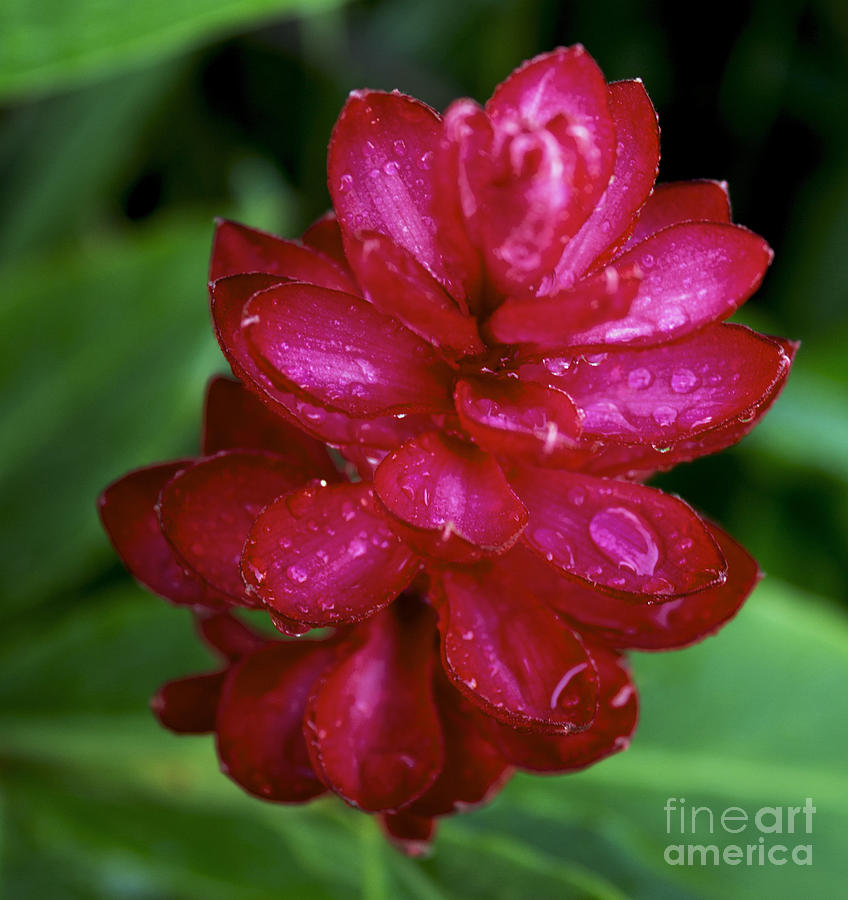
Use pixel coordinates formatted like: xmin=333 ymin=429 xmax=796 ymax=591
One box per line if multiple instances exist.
xmin=243 ymin=282 xmax=454 ymax=417
xmin=565 ymin=223 xmax=773 ymax=348
xmin=300 ymin=210 xmax=350 ymax=270
xmin=548 ymin=78 xmax=660 ymax=287
xmin=510 ymin=466 xmax=726 ymax=598
xmin=374 ymin=432 xmax=528 ymax=556
xmin=98 ymin=462 xmax=229 ymax=608
xmin=379 ymin=812 xmax=437 ymax=858
xmin=210 ymin=273 xmax=429 ymax=448
xmin=550 ymin=523 xmax=760 ymax=650
xmin=217 ymin=640 xmax=336 ymax=802
xmin=345 ymin=230 xmax=484 ymax=357
xmin=195 ymin=611 xmax=266 ymax=662
xmin=305 ymin=603 xmax=444 ymax=812
xmin=241 ymin=482 xmax=420 ymax=626
xmin=537 ymin=325 xmax=793 ymax=447
xmin=328 ymin=90 xmax=470 ymax=300
xmin=202 ymin=375 xmax=337 ymax=481
xmin=157 ymin=451 xmax=304 ymax=603
xmin=486 ymin=46 xmax=616 ymax=190
xmin=436 ymin=560 xmax=599 ymax=733
xmin=488 ymin=264 xmax=641 ymax=348
xmin=404 ymin=673 xmax=511 ymax=817
xmin=624 ymin=180 xmax=731 ymax=250
xmin=209 ymin=219 xmax=355 ymax=292
xmin=454 ymin=375 xmax=586 ymax=466
xmin=492 ymin=644 xmax=637 ymax=771
xmin=151 ymin=671 xmax=225 ymax=734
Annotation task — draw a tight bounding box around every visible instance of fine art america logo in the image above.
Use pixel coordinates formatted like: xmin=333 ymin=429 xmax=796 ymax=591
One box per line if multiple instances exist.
xmin=664 ymin=798 xmax=815 ymax=867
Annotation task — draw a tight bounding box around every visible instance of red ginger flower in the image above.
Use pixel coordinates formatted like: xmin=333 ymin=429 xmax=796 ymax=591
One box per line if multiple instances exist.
xmin=99 ymin=46 xmax=792 ymax=853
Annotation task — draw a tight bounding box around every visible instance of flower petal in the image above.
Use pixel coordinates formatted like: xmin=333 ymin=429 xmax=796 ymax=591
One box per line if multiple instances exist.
xmin=486 ymin=46 xmax=615 ymax=190
xmin=216 ymin=640 xmax=336 ymax=802
xmin=624 ymin=180 xmax=731 ymax=250
xmin=328 ymin=90 xmax=469 ymax=299
xmin=454 ymin=375 xmax=587 ymax=466
xmin=195 ymin=610 xmax=267 ymax=662
xmin=209 ymin=219 xmax=356 ymax=292
xmin=243 ymin=282 xmax=454 ymax=417
xmin=436 ymin=560 xmax=599 ymax=733
xmin=379 ymin=813 xmax=437 ymax=857
xmin=151 ymin=671 xmax=226 ymax=734
xmin=344 ymin=230 xmax=484 ymax=357
xmin=241 ymin=482 xmax=420 ymax=626
xmin=547 ymin=78 xmax=660 ymax=287
xmin=509 ymin=466 xmax=726 ymax=598
xmin=534 ymin=324 xmax=793 ymax=447
xmin=488 ymin=263 xmax=641 ymax=348
xmin=565 ymin=223 xmax=773 ymax=348
xmin=157 ymin=451 xmax=304 ymax=603
xmin=300 ymin=210 xmax=349 ymax=270
xmin=374 ymin=432 xmax=528 ymax=556
xmin=491 ymin=644 xmax=637 ymax=771
xmin=404 ymin=671 xmax=511 ymax=818
xmin=549 ymin=523 xmax=760 ymax=650
xmin=202 ymin=375 xmax=337 ymax=480
xmin=211 ymin=274 xmax=429 ymax=448
xmin=305 ymin=603 xmax=444 ymax=812
xmin=98 ymin=462 xmax=229 ymax=608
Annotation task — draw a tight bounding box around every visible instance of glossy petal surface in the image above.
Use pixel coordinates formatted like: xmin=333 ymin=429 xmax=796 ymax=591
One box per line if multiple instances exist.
xmin=243 ymin=282 xmax=453 ymax=417
xmin=242 ymin=482 xmax=420 ymax=626
xmin=511 ymin=466 xmax=726 ymax=597
xmin=492 ymin=644 xmax=637 ymax=770
xmin=454 ymin=375 xmax=585 ymax=466
xmin=438 ymin=561 xmax=598 ymax=732
xmin=305 ymin=604 xmax=443 ymax=811
xmin=157 ymin=451 xmax=303 ymax=602
xmin=210 ymin=219 xmax=355 ymax=292
xmin=566 ymin=223 xmax=772 ymax=348
xmin=98 ymin=461 xmax=227 ymax=608
xmin=216 ymin=641 xmax=336 ymax=802
xmin=374 ymin=432 xmax=528 ymax=553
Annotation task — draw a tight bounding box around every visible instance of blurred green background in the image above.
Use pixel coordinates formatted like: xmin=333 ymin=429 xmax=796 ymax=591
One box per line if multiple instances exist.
xmin=1 ymin=0 xmax=846 ymax=897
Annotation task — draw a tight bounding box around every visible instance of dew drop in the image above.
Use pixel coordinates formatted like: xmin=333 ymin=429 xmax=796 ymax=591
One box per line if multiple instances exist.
xmin=393 ymin=139 xmax=406 ymax=155
xmin=338 ymin=173 xmax=353 ymax=193
xmin=286 ymin=564 xmax=309 ymax=584
xmin=383 ymin=160 xmax=400 ymax=176
xmin=627 ymin=367 xmax=653 ymax=390
xmin=670 ymin=368 xmax=699 ymax=393
xmin=652 ymin=405 xmax=678 ymax=426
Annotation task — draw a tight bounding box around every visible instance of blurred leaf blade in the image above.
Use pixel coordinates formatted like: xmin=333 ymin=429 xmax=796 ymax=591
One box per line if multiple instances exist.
xmin=0 ymin=0 xmax=347 ymax=100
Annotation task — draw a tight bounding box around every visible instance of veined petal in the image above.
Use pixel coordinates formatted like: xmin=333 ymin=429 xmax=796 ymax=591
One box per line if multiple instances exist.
xmin=345 ymin=230 xmax=484 ymax=356
xmin=243 ymin=282 xmax=454 ymax=417
xmin=436 ymin=560 xmax=599 ymax=733
xmin=374 ymin=432 xmax=528 ymax=556
xmin=157 ymin=451 xmax=304 ymax=603
xmin=537 ymin=324 xmax=793 ymax=446
xmin=328 ymin=90 xmax=470 ymax=300
xmin=211 ymin=274 xmax=430 ymax=448
xmin=488 ymin=263 xmax=641 ymax=348
xmin=216 ymin=640 xmax=336 ymax=802
xmin=210 ymin=219 xmax=355 ymax=292
xmin=510 ymin=466 xmax=726 ymax=598
xmin=98 ymin=462 xmax=229 ymax=609
xmin=454 ymin=375 xmax=586 ymax=466
xmin=624 ymin=180 xmax=731 ymax=250
xmin=548 ymin=78 xmax=660 ymax=287
xmin=305 ymin=603 xmax=444 ymax=812
xmin=565 ymin=223 xmax=773 ymax=348
xmin=549 ymin=523 xmax=759 ymax=649
xmin=202 ymin=375 xmax=337 ymax=481
xmin=491 ymin=644 xmax=637 ymax=771
xmin=151 ymin=671 xmax=225 ymax=734
xmin=241 ymin=482 xmax=420 ymax=626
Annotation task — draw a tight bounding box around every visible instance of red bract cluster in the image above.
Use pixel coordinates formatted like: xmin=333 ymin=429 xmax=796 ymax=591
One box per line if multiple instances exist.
xmin=99 ymin=46 xmax=793 ymax=853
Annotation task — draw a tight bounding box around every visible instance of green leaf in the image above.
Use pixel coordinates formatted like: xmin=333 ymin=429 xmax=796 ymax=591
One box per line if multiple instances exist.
xmin=1 ymin=578 xmax=844 ymax=898
xmin=0 ymin=0 xmax=348 ymax=101
xmin=0 ymin=216 xmax=223 ymax=612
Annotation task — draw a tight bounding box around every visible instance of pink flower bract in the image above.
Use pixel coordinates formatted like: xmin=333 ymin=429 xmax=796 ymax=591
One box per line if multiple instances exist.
xmin=99 ymin=46 xmax=794 ymax=854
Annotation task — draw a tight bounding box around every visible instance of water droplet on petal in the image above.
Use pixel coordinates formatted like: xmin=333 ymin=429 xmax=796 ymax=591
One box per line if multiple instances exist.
xmin=652 ymin=405 xmax=678 ymax=426
xmin=670 ymin=368 xmax=699 ymax=393
xmin=627 ymin=367 xmax=653 ymax=390
xmin=286 ymin=564 xmax=309 ymax=584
